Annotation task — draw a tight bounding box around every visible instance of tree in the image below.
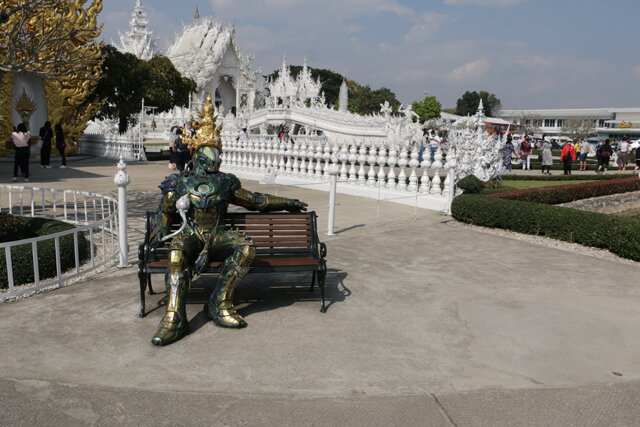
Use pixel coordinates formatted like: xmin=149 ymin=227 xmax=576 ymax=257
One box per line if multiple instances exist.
xmin=411 ymin=95 xmax=441 ymax=123
xmin=455 ymin=90 xmax=502 ymax=117
xmin=512 ymin=112 xmax=542 ymax=136
xmin=91 ymin=45 xmax=195 ymax=133
xmin=562 ymin=117 xmax=597 ymax=141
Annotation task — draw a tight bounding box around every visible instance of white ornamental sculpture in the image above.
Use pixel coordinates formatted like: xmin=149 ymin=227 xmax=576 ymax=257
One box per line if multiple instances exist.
xmin=118 ymin=0 xmax=158 ymax=60
xmin=338 ymin=80 xmax=348 ymax=113
xmin=447 ymin=100 xmax=503 ymax=182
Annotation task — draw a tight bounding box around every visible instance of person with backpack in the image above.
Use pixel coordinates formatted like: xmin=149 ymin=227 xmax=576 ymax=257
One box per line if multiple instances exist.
xmin=560 ymin=140 xmax=576 ymax=175
xmin=11 ymin=122 xmax=31 ymax=181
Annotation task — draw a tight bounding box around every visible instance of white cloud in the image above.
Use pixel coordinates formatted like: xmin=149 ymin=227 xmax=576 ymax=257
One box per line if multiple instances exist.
xmin=404 ymin=12 xmax=451 ymax=44
xmin=445 ymin=59 xmax=491 ymax=84
xmin=444 ymin=0 xmax=522 ymax=6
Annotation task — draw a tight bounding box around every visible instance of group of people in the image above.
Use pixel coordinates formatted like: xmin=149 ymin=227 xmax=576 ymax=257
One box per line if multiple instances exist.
xmin=503 ymin=135 xmax=534 ymax=172
xmin=503 ymin=134 xmax=638 ymax=175
xmin=10 ymin=121 xmax=67 ymax=182
xmin=168 ymin=121 xmax=197 ymax=172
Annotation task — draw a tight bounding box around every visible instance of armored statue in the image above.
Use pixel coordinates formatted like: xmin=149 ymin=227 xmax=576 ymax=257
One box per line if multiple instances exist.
xmin=150 ymin=95 xmax=307 ymax=346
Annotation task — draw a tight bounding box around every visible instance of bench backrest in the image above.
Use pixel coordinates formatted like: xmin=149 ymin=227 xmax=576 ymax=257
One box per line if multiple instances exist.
xmin=146 ymin=211 xmax=321 ymax=258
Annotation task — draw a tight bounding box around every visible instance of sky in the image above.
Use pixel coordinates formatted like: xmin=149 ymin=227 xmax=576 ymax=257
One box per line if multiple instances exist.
xmin=99 ymin=0 xmax=640 ymax=110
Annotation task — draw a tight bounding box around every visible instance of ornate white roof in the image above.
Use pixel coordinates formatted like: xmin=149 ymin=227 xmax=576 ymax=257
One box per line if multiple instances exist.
xmin=269 ymin=57 xmax=322 ymax=101
xmin=166 ymin=18 xmax=256 ymax=92
xmin=118 ymin=0 xmax=157 ymax=60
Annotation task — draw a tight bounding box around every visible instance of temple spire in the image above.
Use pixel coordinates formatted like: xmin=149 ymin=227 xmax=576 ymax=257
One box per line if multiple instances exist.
xmin=194 ymin=2 xmax=201 ymax=21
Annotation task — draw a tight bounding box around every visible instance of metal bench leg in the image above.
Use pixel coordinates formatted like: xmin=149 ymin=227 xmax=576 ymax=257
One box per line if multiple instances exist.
xmin=318 ymin=264 xmax=327 ymax=313
xmin=147 ymin=274 xmax=155 ymax=295
xmin=310 ymin=271 xmax=316 ymax=291
xmin=138 ymin=270 xmax=147 ymax=318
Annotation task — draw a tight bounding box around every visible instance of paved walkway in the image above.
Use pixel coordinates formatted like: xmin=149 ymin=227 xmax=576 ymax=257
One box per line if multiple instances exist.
xmin=1 ymin=156 xmax=639 ymax=426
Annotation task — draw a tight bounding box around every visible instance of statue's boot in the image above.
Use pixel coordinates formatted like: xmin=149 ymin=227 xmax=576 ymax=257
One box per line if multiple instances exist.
xmin=152 ymin=270 xmax=190 ymax=346
xmin=206 ymin=244 xmax=255 ymax=328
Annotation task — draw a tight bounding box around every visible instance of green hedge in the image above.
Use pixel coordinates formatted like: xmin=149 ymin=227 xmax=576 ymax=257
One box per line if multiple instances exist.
xmin=0 ymin=216 xmax=91 ymax=289
xmin=490 ymin=176 xmax=640 ymax=205
xmin=451 ymin=194 xmax=640 ymax=261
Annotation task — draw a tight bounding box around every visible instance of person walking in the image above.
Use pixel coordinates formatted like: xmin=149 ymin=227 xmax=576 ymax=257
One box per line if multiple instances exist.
xmin=39 ymin=121 xmax=53 ymax=168
xmin=617 ymin=136 xmax=630 ymax=172
xmin=598 ymin=139 xmax=613 ymax=173
xmin=560 ymin=140 xmax=576 ymax=175
xmin=579 ymin=138 xmax=590 ymax=171
xmin=520 ymin=136 xmax=532 ymax=170
xmin=541 ymin=139 xmax=553 ymax=174
xmin=503 ymin=135 xmax=514 ymax=173
xmin=55 ymin=123 xmax=67 ymax=168
xmin=173 ymin=128 xmax=189 ymax=172
xmin=11 ymin=123 xmax=31 ymax=182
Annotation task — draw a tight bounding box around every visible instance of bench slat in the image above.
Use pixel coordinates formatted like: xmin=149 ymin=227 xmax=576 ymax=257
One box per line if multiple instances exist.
xmin=147 ymin=256 xmax=319 ymax=269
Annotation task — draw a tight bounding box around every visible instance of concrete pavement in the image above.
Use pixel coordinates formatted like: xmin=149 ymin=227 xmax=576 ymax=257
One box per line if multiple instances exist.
xmin=1 ymin=156 xmax=639 ymax=426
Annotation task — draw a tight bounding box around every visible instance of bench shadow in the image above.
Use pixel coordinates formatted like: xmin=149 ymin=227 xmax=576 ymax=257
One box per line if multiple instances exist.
xmin=181 ymin=269 xmax=349 ymax=334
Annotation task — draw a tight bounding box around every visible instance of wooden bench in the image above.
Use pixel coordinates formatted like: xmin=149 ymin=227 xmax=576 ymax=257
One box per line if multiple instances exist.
xmin=137 ymin=211 xmax=328 ymax=318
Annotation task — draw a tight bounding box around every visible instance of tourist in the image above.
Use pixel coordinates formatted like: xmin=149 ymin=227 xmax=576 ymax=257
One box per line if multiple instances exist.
xmin=168 ymin=126 xmax=178 ymax=171
xmin=11 ymin=123 xmax=31 ymax=182
xmin=174 ymin=128 xmax=189 ymax=172
xmin=428 ymin=131 xmax=441 ymax=162
xmin=579 ymin=138 xmax=590 ymax=171
xmin=418 ymin=130 xmax=427 ymax=163
xmin=617 ymin=136 xmax=630 ymax=172
xmin=541 ymin=139 xmax=553 ymax=174
xmin=55 ymin=123 xmax=67 ymax=168
xmin=597 ymin=139 xmax=613 ymax=173
xmin=520 ymin=136 xmax=532 ymax=170
xmin=39 ymin=121 xmax=53 ymax=168
xmin=560 ymin=140 xmax=576 ymax=175
xmin=503 ymin=136 xmax=514 ymax=173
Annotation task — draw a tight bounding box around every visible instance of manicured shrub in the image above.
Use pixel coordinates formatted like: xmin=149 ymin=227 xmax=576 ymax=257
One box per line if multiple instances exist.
xmin=451 ymin=194 xmax=640 ymax=261
xmin=0 ymin=215 xmax=91 ymax=288
xmin=501 ymin=174 xmax=629 ymax=182
xmin=457 ymin=175 xmax=486 ymax=194
xmin=491 ymin=176 xmax=640 ymax=205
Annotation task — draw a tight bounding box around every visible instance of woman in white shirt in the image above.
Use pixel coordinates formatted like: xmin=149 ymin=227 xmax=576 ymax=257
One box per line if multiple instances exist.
xmin=11 ymin=123 xmax=31 ymax=182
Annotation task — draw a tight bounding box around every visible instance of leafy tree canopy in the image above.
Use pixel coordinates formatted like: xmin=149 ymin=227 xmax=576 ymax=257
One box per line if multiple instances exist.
xmin=455 ymin=90 xmax=502 ymax=117
xmin=411 ymin=95 xmax=442 ymax=123
xmin=267 ymin=65 xmax=401 ymax=115
xmin=91 ymin=45 xmax=196 ymax=133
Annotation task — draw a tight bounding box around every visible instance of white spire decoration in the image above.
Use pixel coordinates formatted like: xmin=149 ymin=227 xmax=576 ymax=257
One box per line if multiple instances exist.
xmin=117 ymin=0 xmax=158 ymax=60
xmin=338 ymin=80 xmax=348 ymax=113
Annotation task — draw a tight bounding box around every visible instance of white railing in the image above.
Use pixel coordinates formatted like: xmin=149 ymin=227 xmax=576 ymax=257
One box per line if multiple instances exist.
xmin=0 ymin=186 xmax=120 ymax=301
xmin=78 ymin=133 xmax=140 ymax=161
xmin=220 ymin=134 xmax=455 ymax=212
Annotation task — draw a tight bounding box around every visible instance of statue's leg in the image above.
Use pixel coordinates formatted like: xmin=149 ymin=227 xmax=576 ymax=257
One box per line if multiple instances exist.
xmin=206 ymin=231 xmax=256 ymax=328
xmin=152 ymin=236 xmax=202 ymax=346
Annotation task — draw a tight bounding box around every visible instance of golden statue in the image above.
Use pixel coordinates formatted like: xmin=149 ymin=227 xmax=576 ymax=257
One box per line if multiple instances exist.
xmin=0 ymin=0 xmax=104 ymax=156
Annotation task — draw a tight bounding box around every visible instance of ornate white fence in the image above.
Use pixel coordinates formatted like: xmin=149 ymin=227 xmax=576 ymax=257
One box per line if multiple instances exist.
xmin=220 ymin=134 xmax=455 ymax=212
xmin=0 ymin=186 xmax=120 ymax=301
xmin=78 ymin=132 xmax=142 ymax=161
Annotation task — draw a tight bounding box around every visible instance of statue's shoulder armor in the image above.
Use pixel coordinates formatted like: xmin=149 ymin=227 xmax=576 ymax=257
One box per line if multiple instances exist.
xmin=159 ymin=174 xmax=186 ymax=196
xmin=217 ymin=172 xmax=241 ymax=193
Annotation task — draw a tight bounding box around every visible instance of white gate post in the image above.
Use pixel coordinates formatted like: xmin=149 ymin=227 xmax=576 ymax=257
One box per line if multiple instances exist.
xmin=327 ymin=157 xmax=339 ymax=236
xmin=114 ymin=156 xmax=131 ymax=268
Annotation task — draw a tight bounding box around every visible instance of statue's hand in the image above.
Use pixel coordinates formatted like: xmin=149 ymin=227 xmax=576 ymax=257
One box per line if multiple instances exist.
xmin=288 ymin=199 xmax=308 ymax=212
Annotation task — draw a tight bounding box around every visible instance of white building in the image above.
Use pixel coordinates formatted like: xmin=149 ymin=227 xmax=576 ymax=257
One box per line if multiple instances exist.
xmin=117 ymin=0 xmax=158 ymax=60
xmin=499 ymin=108 xmax=640 ymax=141
xmin=165 ymin=17 xmax=262 ymax=115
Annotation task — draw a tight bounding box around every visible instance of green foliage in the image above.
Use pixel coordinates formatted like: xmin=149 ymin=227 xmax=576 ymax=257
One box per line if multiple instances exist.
xmin=490 ymin=176 xmax=640 ymax=204
xmin=91 ymin=45 xmax=196 ymax=133
xmin=0 ymin=216 xmax=90 ymax=288
xmin=266 ymin=65 xmax=401 ymax=115
xmin=411 ymin=96 xmax=441 ymax=123
xmin=457 ymin=175 xmax=486 ymax=193
xmin=501 ymin=174 xmax=627 ymax=182
xmin=451 ymin=194 xmax=640 ymax=261
xmin=455 ymin=90 xmax=502 ymax=117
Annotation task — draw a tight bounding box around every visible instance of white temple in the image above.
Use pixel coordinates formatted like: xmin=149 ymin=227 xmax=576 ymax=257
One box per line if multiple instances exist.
xmin=118 ymin=0 xmax=158 ymax=60
xmin=268 ymin=58 xmax=323 ymax=107
xmin=165 ymin=18 xmax=262 ymax=115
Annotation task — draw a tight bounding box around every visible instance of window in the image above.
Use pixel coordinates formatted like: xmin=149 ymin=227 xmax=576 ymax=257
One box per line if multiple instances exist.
xmin=544 ymin=119 xmax=555 ymax=127
xmin=556 ymin=119 xmax=564 ymax=127
xmin=598 ymin=119 xmax=606 ymax=127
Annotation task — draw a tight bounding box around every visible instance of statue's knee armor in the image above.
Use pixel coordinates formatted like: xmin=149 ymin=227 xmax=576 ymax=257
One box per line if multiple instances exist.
xmin=220 ymin=242 xmax=256 ymax=279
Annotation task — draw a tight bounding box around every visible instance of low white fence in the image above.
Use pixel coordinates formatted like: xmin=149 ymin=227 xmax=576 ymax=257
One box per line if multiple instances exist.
xmin=220 ymin=134 xmax=455 ymax=212
xmin=78 ymin=133 xmax=142 ymax=161
xmin=0 ymin=186 xmax=120 ymax=301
